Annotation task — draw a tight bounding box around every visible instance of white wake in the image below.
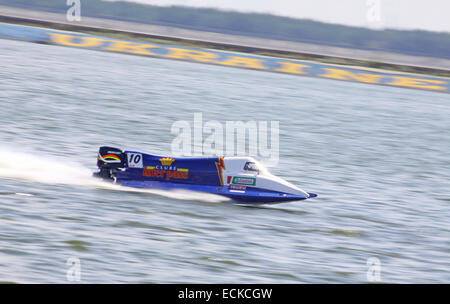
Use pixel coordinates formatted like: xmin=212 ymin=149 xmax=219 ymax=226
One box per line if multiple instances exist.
xmin=0 ymin=147 xmax=229 ymax=203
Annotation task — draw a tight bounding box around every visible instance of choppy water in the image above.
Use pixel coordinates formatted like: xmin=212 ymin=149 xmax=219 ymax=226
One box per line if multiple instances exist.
xmin=0 ymin=38 xmax=449 ymax=283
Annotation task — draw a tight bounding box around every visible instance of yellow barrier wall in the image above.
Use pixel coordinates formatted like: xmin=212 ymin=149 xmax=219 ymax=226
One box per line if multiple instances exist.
xmin=1 ymin=23 xmax=448 ymax=93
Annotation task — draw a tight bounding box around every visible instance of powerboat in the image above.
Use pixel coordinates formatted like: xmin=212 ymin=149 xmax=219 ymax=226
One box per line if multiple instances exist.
xmin=93 ymin=146 xmax=317 ymax=204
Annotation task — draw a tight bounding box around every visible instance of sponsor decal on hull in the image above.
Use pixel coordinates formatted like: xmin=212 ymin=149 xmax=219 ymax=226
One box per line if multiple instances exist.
xmin=215 ymin=157 xmax=226 ymax=186
xmin=229 ymin=185 xmax=247 ymax=190
xmin=142 ymin=158 xmax=189 ymax=180
xmin=232 ymin=176 xmax=256 ymax=186
xmin=143 ymin=168 xmax=189 ymax=180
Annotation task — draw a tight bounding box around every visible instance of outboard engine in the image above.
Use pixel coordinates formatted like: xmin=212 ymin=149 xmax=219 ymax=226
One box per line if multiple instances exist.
xmin=93 ymin=146 xmax=125 ymax=181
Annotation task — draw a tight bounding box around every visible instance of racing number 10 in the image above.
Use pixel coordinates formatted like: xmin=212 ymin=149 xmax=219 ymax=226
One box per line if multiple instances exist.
xmin=127 ymin=153 xmax=143 ymax=168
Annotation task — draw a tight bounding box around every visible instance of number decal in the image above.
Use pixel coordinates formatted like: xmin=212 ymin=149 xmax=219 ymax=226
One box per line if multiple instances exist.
xmin=127 ymin=153 xmax=143 ymax=168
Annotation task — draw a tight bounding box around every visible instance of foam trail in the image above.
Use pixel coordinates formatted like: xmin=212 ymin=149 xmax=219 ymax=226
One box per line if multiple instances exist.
xmin=0 ymin=148 xmax=95 ymax=186
xmin=15 ymin=193 xmax=34 ymax=197
xmin=101 ymin=183 xmax=229 ymax=203
xmin=0 ymin=148 xmax=229 ymax=203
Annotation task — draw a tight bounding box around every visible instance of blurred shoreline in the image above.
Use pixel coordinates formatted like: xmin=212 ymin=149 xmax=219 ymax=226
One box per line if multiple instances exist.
xmin=1 ymin=4 xmax=449 ymax=78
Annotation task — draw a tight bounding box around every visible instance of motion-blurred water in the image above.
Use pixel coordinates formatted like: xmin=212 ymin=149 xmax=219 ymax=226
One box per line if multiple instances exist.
xmin=0 ymin=39 xmax=449 ymax=283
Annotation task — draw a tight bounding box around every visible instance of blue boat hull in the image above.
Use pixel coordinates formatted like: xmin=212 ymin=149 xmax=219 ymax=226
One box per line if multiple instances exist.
xmin=94 ymin=146 xmax=317 ymax=204
xmin=118 ymin=179 xmax=317 ymax=204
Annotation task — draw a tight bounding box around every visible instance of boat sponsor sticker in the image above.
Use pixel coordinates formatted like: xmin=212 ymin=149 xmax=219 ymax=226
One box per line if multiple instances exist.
xmin=215 ymin=157 xmax=226 ymax=186
xmin=229 ymin=185 xmax=247 ymax=190
xmin=143 ymin=165 xmax=189 ymax=180
xmin=98 ymin=153 xmax=121 ymax=163
xmin=232 ymin=176 xmax=256 ymax=186
xmin=229 ymin=189 xmax=246 ymax=193
xmin=159 ymin=157 xmax=175 ymax=166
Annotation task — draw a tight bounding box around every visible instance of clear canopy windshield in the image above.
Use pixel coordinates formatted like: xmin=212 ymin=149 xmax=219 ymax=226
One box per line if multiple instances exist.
xmin=244 ymin=161 xmax=268 ymax=174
